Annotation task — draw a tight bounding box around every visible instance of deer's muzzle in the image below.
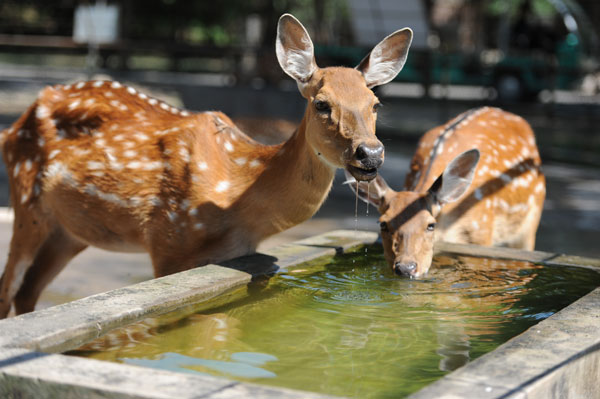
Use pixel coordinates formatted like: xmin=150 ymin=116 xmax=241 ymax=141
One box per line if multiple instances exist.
xmin=346 ymin=142 xmax=384 ymax=181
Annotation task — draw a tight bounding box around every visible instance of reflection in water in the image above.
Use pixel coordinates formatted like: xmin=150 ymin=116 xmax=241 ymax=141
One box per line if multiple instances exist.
xmin=71 ymin=246 xmax=600 ymax=398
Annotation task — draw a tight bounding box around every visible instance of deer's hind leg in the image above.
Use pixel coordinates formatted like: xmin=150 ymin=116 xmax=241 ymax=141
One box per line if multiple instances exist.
xmin=13 ymin=227 xmax=87 ymax=315
xmin=0 ymin=210 xmax=51 ymax=318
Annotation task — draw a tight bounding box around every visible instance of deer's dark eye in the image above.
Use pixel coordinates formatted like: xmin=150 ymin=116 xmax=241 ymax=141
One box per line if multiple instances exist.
xmin=314 ymin=100 xmax=331 ymax=113
xmin=426 ymin=223 xmax=436 ymax=232
xmin=373 ymin=103 xmax=381 ymax=113
xmin=380 ymin=221 xmax=389 ymax=232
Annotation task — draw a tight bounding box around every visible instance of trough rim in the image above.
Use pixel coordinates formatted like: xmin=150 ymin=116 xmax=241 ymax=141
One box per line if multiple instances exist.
xmin=0 ymin=229 xmax=598 ymax=399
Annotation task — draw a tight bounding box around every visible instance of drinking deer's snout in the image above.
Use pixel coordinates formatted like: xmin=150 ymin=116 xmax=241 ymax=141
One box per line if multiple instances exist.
xmin=394 ymin=261 xmax=417 ymax=278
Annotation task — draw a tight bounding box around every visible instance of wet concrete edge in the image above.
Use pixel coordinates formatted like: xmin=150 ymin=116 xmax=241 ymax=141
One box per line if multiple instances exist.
xmin=0 ymin=231 xmax=598 ymax=398
xmin=411 ymin=243 xmax=600 ymax=399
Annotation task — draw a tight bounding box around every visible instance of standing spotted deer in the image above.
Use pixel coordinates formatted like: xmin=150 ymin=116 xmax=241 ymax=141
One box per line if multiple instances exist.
xmin=347 ymin=107 xmax=545 ymax=278
xmin=0 ymin=14 xmax=413 ymax=317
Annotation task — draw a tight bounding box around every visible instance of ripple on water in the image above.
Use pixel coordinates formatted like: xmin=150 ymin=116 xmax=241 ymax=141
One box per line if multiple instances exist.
xmin=71 ymin=245 xmax=600 ymax=399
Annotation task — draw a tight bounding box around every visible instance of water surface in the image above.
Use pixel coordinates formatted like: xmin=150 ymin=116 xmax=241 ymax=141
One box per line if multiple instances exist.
xmin=71 ymin=246 xmax=600 ymax=398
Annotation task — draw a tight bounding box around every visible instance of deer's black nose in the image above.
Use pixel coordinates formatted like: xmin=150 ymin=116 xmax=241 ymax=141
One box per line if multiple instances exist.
xmin=355 ymin=143 xmax=384 ymax=169
xmin=394 ymin=261 xmax=417 ymax=277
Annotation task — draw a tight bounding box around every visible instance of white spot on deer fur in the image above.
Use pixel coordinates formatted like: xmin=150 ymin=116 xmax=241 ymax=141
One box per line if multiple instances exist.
xmin=93 ymin=80 xmax=104 ymax=87
xmin=75 ymin=81 xmax=85 ymax=89
xmin=33 ymin=183 xmax=41 ymax=197
xmin=134 ymin=132 xmax=149 ymax=141
xmin=95 ymin=138 xmax=106 ymax=147
xmin=126 ymin=161 xmax=142 ymax=169
xmin=127 ymin=87 xmax=137 ymax=95
xmin=111 ymin=81 xmax=122 ymax=89
xmin=73 ymin=148 xmax=91 ymax=157
xmin=109 ymin=160 xmax=124 ymax=171
xmin=160 ymin=103 xmax=169 ymax=111
xmin=36 ymin=104 xmax=51 ymax=120
xmin=482 ymin=214 xmax=488 ymax=222
xmin=474 ymin=189 xmax=483 ymax=200
xmin=535 ymin=182 xmax=545 ymax=193
xmin=179 ymin=147 xmax=190 ymax=162
xmin=87 ymin=161 xmax=104 ymax=170
xmin=63 ymin=84 xmax=72 ymax=90
xmin=148 ymin=98 xmax=158 ymax=106
xmin=84 ymin=98 xmax=96 ymax=107
xmin=123 ymin=141 xmax=135 ymax=149
xmin=167 ymin=211 xmax=177 ymax=223
xmin=197 ymin=162 xmax=208 ymax=171
xmin=13 ymin=162 xmax=20 ymax=177
xmin=169 ymin=107 xmax=179 ymax=114
xmin=224 ymin=141 xmax=234 ymax=152
xmin=189 ymin=207 xmax=198 ymax=217
xmin=138 ymin=92 xmax=148 ymax=100
xmin=193 ymin=222 xmax=204 ymax=230
xmin=123 ymin=150 xmax=137 ymax=158
xmin=20 ymin=192 xmax=29 ymax=204
xmin=84 ymin=184 xmax=127 ymax=207
xmin=215 ymin=180 xmax=230 ymax=193
xmin=485 ymin=199 xmax=491 ymax=209
xmin=68 ymin=100 xmax=81 ymax=110
xmin=112 ymin=134 xmax=124 ymax=141
xmin=249 ymin=159 xmax=261 ymax=168
xmin=181 ymin=111 xmax=190 ymax=117
xmin=24 ymin=159 xmax=32 ymax=172
xmin=471 ymin=220 xmax=479 ymax=229
xmin=503 ymin=160 xmax=512 ymax=168
xmin=142 ymin=161 xmax=163 ymax=171
xmin=48 ymin=149 xmax=60 ymax=160
xmin=477 ymin=165 xmax=489 ymax=176
xmin=45 ymin=162 xmax=76 ymax=186
xmin=180 ymin=199 xmax=190 ymax=211
xmin=234 ymin=157 xmax=247 ymax=166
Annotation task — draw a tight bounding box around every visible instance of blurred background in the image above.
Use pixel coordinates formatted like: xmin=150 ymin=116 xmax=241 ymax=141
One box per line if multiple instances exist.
xmin=0 ymin=0 xmax=599 ymax=307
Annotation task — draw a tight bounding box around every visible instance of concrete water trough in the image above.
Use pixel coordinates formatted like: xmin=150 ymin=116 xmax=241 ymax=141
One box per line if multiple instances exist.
xmin=0 ymin=229 xmax=599 ymax=398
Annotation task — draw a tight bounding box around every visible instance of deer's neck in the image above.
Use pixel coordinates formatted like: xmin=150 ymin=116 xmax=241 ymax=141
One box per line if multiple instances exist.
xmin=236 ymin=110 xmax=336 ymax=240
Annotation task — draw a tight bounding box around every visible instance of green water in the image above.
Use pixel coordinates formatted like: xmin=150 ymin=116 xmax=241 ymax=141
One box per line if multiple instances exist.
xmin=71 ymin=246 xmax=600 ymax=398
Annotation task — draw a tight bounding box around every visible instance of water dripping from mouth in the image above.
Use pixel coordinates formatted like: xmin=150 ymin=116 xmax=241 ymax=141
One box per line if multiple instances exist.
xmin=353 ymin=181 xmax=358 ymax=265
xmin=365 ymin=183 xmax=369 ymax=258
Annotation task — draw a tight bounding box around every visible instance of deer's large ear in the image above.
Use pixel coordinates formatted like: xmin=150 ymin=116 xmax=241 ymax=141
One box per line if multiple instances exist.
xmin=344 ymin=170 xmax=391 ymax=209
xmin=276 ymin=14 xmax=318 ymax=88
xmin=356 ymin=28 xmax=413 ymax=89
xmin=428 ymin=149 xmax=479 ymax=205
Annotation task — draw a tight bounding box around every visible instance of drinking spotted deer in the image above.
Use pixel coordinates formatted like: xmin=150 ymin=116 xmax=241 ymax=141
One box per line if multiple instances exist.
xmin=346 ymin=107 xmax=545 ymax=278
xmin=0 ymin=14 xmax=413 ymax=317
